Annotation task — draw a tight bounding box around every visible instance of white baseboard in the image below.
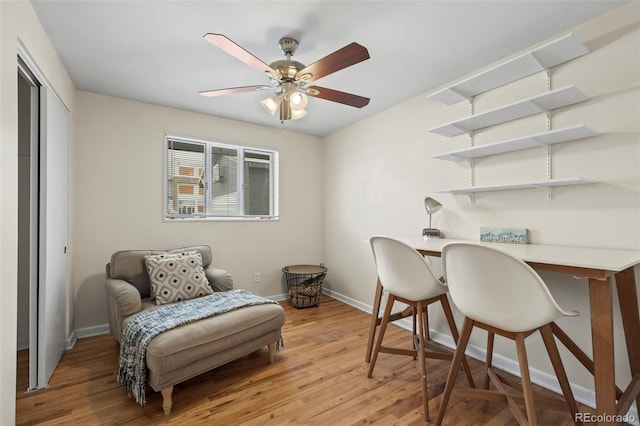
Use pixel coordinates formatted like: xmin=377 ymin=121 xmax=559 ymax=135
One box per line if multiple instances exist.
xmin=324 ymin=288 xmax=639 ymax=425
xmin=322 ymin=288 xmax=372 ymax=313
xmin=267 ymin=293 xmax=288 ymax=302
xmin=63 ymin=325 xmax=109 ymax=350
xmin=65 ymin=329 xmax=77 ymax=350
xmin=21 ymin=324 xmax=108 ymax=351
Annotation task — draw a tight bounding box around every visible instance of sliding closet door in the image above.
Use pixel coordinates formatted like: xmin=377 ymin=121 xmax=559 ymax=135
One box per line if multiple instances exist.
xmin=37 ymin=87 xmax=68 ymax=387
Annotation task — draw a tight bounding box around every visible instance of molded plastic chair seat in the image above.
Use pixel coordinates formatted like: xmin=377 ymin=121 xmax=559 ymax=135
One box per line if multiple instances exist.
xmin=367 ymin=236 xmax=474 ymax=422
xmin=436 ymin=242 xmax=581 ymax=426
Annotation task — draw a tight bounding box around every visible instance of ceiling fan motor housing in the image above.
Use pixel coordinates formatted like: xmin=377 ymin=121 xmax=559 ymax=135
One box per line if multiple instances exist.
xmin=269 ymin=59 xmax=305 ymax=81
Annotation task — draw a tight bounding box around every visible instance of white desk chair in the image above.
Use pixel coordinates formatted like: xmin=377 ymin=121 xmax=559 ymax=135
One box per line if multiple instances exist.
xmin=368 ymin=236 xmax=475 ymax=422
xmin=437 ymin=242 xmax=581 ymax=426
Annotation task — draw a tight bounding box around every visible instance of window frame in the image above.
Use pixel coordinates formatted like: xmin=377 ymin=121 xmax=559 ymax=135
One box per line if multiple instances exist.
xmin=164 ymin=134 xmax=279 ymax=221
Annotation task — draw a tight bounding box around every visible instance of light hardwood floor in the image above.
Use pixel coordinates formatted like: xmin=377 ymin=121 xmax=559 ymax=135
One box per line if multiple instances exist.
xmin=16 ymin=295 xmax=580 ymax=425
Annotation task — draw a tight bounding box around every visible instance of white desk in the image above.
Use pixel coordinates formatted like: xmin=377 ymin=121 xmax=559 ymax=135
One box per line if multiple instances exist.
xmin=367 ymin=237 xmax=640 ymax=425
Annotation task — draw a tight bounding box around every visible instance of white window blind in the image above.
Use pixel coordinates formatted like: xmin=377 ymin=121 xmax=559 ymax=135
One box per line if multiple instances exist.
xmin=165 ymin=136 xmax=278 ymax=220
xmin=210 ymin=146 xmax=238 ymax=216
xmin=166 ymin=140 xmax=205 ymax=216
xmin=244 ymin=152 xmax=272 ymax=216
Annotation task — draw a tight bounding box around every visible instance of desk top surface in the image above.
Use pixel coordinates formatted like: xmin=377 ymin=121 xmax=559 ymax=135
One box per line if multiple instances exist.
xmin=399 ymin=237 xmax=640 ymax=273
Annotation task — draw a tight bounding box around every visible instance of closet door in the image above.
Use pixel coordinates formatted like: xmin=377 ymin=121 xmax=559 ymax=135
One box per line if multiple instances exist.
xmin=37 ymin=87 xmax=68 ymax=386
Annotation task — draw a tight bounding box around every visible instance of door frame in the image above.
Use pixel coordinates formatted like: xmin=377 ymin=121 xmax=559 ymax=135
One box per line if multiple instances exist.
xmin=17 ymin=55 xmax=41 ymax=392
xmin=17 ymin=41 xmax=70 ymax=391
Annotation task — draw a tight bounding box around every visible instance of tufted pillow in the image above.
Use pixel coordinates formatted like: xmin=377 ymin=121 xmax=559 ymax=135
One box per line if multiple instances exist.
xmin=144 ymin=251 xmax=213 ymax=305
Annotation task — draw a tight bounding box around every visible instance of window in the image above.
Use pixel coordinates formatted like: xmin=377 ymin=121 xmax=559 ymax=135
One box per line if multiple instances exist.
xmin=165 ymin=135 xmax=278 ymax=220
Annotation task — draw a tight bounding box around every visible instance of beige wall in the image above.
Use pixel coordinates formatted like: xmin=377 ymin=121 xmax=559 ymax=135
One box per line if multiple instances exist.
xmin=0 ymin=0 xmax=76 ymax=422
xmin=323 ymin=2 xmax=639 ymax=409
xmin=2 ymin=0 xmax=638 ymax=423
xmin=71 ymin=91 xmax=325 ymax=329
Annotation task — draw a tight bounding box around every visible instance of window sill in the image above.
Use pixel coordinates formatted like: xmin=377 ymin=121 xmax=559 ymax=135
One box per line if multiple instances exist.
xmin=163 ymin=216 xmax=280 ymax=223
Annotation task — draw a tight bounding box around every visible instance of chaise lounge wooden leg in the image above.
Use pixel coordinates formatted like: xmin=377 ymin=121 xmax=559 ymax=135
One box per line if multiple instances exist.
xmin=161 ymin=386 xmax=173 ymax=415
xmin=268 ymin=342 xmax=276 ymax=363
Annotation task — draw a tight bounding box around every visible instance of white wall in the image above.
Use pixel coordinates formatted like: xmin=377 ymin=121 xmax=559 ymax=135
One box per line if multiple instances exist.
xmin=71 ymin=91 xmax=324 ymax=329
xmin=0 ymin=0 xmax=76 ymax=423
xmin=323 ymin=1 xmax=639 ymax=412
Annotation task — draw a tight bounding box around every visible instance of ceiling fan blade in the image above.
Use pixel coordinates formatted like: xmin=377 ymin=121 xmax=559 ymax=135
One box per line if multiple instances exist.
xmin=297 ymin=42 xmax=370 ymax=83
xmin=203 ymin=33 xmax=278 ymax=77
xmin=199 ymin=85 xmax=272 ymax=97
xmin=306 ymin=86 xmax=370 ymax=108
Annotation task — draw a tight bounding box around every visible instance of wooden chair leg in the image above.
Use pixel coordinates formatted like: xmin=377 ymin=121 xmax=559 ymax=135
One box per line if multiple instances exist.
xmin=268 ymin=342 xmax=276 ymax=364
xmin=366 ymin=279 xmax=384 ymax=363
xmin=161 ymin=385 xmax=174 ymax=415
xmin=417 ymin=301 xmax=430 ymax=422
xmin=540 ymin=324 xmax=581 ymax=424
xmin=412 ymin=306 xmax=418 ymax=360
xmin=368 ymin=294 xmax=395 ymax=378
xmin=515 ymin=333 xmax=538 ymax=426
xmin=440 ymin=294 xmax=475 ymax=388
xmin=484 ymin=331 xmax=495 ymax=390
xmin=436 ymin=317 xmax=474 ymax=426
xmin=424 ymin=304 xmax=431 ymax=341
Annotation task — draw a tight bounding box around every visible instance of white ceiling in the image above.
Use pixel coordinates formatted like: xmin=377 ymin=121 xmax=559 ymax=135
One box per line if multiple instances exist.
xmin=31 ymin=0 xmax=627 ymax=137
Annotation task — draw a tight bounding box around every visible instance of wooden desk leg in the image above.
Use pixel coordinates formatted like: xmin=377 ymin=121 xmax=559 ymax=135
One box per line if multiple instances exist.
xmin=615 ymin=267 xmax=640 ymax=414
xmin=589 ymin=277 xmax=616 ymax=425
xmin=366 ymin=279 xmax=383 ymax=363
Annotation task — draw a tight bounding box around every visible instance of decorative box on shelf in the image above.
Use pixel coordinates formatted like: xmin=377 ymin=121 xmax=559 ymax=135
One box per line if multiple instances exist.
xmin=480 ymin=227 xmax=529 ymax=244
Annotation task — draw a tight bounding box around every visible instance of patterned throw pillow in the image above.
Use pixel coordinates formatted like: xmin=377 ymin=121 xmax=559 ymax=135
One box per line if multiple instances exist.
xmin=145 ymin=251 xmax=199 ymax=299
xmin=144 ymin=251 xmax=213 ymax=305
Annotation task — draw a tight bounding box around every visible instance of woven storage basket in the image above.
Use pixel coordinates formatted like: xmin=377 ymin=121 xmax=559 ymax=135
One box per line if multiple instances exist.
xmin=282 ymin=264 xmax=327 ymax=308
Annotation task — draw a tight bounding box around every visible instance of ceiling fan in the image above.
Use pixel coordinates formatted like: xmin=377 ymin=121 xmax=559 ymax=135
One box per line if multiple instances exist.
xmin=199 ymin=34 xmax=371 ymax=122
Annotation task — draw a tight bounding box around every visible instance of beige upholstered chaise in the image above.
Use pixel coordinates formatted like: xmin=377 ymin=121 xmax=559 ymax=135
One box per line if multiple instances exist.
xmin=105 ymin=245 xmax=285 ymax=415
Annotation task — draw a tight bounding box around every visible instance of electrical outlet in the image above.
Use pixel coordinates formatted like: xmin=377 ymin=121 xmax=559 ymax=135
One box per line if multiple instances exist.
xmin=254 ymin=272 xmax=261 ymax=282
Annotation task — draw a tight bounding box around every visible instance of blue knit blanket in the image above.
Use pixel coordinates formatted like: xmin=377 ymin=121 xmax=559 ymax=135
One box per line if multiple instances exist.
xmin=117 ymin=289 xmax=281 ymax=406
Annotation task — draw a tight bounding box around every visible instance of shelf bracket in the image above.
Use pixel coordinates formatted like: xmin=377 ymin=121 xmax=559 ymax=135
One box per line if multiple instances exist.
xmin=468 ymin=98 xmax=475 ymax=203
xmin=546 ymin=144 xmax=553 ymax=200
xmin=468 ymin=129 xmax=475 ymax=186
xmin=463 ymin=191 xmax=475 ymax=202
xmin=545 ymin=67 xmax=551 ymax=92
xmin=450 ymin=123 xmax=469 ymax=134
xmin=532 ymin=184 xmax=552 ymax=194
xmin=448 ymin=86 xmax=472 ymax=101
xmin=543 ymin=67 xmax=552 ymax=201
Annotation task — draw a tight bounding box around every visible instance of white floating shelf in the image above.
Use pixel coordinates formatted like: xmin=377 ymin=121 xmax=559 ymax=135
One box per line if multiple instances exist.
xmin=433 ymin=124 xmax=598 ymax=161
xmin=428 ymin=33 xmax=589 ymax=105
xmin=427 ymin=85 xmax=588 ymax=137
xmin=435 ymin=177 xmax=594 ymax=195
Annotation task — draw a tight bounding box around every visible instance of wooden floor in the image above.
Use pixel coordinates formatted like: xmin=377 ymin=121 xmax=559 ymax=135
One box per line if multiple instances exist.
xmin=16 ymin=295 xmax=580 ymax=425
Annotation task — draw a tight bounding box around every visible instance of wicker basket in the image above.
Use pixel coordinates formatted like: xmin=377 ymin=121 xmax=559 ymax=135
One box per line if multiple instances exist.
xmin=282 ymin=264 xmax=327 ymax=308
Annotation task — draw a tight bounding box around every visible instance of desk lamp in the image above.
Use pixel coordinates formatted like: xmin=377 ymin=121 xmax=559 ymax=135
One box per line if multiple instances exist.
xmin=423 ymin=197 xmax=442 ymax=237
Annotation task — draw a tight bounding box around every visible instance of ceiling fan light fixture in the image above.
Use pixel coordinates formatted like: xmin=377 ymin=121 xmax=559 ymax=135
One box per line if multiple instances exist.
xmin=291 ymin=92 xmax=308 ymax=110
xmin=260 ymin=93 xmax=280 ymax=116
xmin=291 ymin=108 xmax=308 ymax=120
xmin=290 ymin=92 xmax=303 ymax=105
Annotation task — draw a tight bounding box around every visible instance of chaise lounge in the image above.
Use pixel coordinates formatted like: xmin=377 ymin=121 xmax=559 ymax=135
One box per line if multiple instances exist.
xmin=105 ymin=245 xmax=285 ymax=415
